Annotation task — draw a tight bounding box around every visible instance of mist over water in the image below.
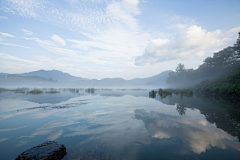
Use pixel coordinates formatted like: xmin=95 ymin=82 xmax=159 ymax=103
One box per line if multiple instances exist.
xmin=0 ymin=88 xmax=239 ymax=160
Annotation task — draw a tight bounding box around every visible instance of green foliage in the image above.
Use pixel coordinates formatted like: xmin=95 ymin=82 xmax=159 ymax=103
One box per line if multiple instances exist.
xmin=149 ymin=90 xmax=157 ymax=98
xmin=29 ymin=89 xmax=43 ymax=94
xmin=149 ymin=88 xmax=193 ymax=99
xmin=196 ymin=67 xmax=240 ymax=96
xmin=158 ymin=88 xmax=172 ymax=98
xmin=176 ymin=63 xmax=185 ymax=73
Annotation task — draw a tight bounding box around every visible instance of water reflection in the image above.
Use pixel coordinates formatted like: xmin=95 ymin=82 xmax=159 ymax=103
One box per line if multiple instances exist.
xmin=176 ymin=103 xmax=187 ymax=116
xmin=166 ymin=95 xmax=240 ymax=141
xmin=135 ymin=109 xmax=240 ymax=154
xmin=0 ymin=89 xmax=240 ymax=160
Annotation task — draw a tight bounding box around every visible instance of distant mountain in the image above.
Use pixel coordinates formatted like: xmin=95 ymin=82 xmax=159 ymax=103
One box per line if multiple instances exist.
xmin=18 ymin=69 xmax=86 ymax=82
xmin=0 ymin=74 xmax=57 ymax=86
xmin=130 ymin=70 xmax=171 ymax=85
xmin=1 ymin=69 xmax=171 ymax=86
xmin=0 ymin=73 xmax=9 ymax=75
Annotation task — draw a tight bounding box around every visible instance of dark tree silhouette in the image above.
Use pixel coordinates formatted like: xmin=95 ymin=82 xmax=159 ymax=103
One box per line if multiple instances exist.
xmin=176 ymin=103 xmax=186 ymax=116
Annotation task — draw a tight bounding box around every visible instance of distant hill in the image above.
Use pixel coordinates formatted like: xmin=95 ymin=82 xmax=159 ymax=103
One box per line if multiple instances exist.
xmin=130 ymin=70 xmax=171 ymax=85
xmin=1 ymin=69 xmax=171 ymax=86
xmin=0 ymin=74 xmax=57 ymax=86
xmin=19 ymin=69 xmax=86 ymax=82
xmin=0 ymin=73 xmax=8 ymax=75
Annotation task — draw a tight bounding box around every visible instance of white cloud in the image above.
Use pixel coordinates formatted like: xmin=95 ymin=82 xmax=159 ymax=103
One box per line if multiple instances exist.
xmin=33 ymin=55 xmax=66 ymax=67
xmin=0 ymin=32 xmax=15 ymax=37
xmin=0 ymin=42 xmax=30 ymax=48
xmin=0 ymin=52 xmax=37 ymax=64
xmin=0 ymin=16 xmax=8 ymax=19
xmin=50 ymin=34 xmax=66 ymax=46
xmin=24 ymin=37 xmax=77 ymax=56
xmin=22 ymin=29 xmax=33 ymax=35
xmin=135 ymin=25 xmax=240 ymax=66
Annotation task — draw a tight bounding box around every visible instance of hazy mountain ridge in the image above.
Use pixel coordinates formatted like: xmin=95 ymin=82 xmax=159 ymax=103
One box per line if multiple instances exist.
xmin=130 ymin=70 xmax=171 ymax=85
xmin=19 ymin=69 xmax=86 ymax=82
xmin=0 ymin=74 xmax=57 ymax=87
xmin=0 ymin=70 xmax=171 ymax=86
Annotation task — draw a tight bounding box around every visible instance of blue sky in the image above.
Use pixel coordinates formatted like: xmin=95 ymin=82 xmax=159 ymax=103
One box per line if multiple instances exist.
xmin=0 ymin=0 xmax=239 ymax=79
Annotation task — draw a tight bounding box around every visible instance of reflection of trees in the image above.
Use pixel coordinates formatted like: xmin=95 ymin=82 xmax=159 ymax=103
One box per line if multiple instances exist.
xmin=176 ymin=103 xmax=186 ymax=116
xmin=149 ymin=90 xmax=156 ymax=98
xmin=134 ymin=109 xmax=240 ymax=155
xmin=85 ymin=88 xmax=95 ymax=94
xmin=167 ymin=94 xmax=240 ymax=141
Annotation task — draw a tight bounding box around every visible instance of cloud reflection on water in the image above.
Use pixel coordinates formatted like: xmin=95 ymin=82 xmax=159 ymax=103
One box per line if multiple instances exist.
xmin=135 ymin=109 xmax=240 ymax=154
xmin=1 ymin=92 xmax=240 ymax=159
xmin=47 ymin=128 xmax=63 ymax=141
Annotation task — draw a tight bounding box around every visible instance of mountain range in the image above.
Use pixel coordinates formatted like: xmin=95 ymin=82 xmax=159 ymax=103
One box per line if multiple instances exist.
xmin=0 ymin=70 xmax=171 ymax=86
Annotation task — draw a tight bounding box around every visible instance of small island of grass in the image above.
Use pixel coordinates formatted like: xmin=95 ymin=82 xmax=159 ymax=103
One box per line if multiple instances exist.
xmin=29 ymin=89 xmax=43 ymax=94
xmin=46 ymin=90 xmax=60 ymax=94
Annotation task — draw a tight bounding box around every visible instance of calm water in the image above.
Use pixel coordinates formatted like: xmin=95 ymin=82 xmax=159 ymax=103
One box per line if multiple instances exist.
xmin=0 ymin=88 xmax=240 ymax=160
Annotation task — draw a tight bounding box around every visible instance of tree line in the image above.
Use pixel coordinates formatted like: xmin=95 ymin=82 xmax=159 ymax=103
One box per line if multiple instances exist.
xmin=166 ymin=32 xmax=240 ymax=96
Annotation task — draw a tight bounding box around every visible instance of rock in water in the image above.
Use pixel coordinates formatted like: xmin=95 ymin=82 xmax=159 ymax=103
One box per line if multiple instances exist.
xmin=15 ymin=141 xmax=67 ymax=160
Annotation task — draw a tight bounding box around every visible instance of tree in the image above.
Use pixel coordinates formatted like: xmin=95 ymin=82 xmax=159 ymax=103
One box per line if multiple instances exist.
xmin=233 ymin=32 xmax=240 ymax=58
xmin=176 ymin=63 xmax=185 ymax=73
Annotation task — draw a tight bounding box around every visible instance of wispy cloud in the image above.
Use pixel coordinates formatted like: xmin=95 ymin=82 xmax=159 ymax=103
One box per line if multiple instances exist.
xmin=0 ymin=52 xmax=37 ymax=63
xmin=22 ymin=29 xmax=33 ymax=35
xmin=1 ymin=0 xmax=43 ymax=18
xmin=24 ymin=37 xmax=78 ymax=56
xmin=0 ymin=32 xmax=15 ymax=37
xmin=0 ymin=15 xmax=8 ymax=19
xmin=51 ymin=34 xmax=66 ymax=46
xmin=0 ymin=42 xmax=30 ymax=48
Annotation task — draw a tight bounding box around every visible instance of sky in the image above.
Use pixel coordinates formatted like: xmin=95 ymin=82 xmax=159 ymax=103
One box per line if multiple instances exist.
xmin=0 ymin=0 xmax=240 ymax=80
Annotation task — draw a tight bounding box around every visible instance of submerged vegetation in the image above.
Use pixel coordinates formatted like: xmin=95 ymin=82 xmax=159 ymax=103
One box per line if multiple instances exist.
xmin=149 ymin=88 xmax=193 ymax=99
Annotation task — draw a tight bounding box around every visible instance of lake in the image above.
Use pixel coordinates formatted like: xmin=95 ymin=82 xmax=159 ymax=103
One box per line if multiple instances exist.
xmin=0 ymin=88 xmax=240 ymax=160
